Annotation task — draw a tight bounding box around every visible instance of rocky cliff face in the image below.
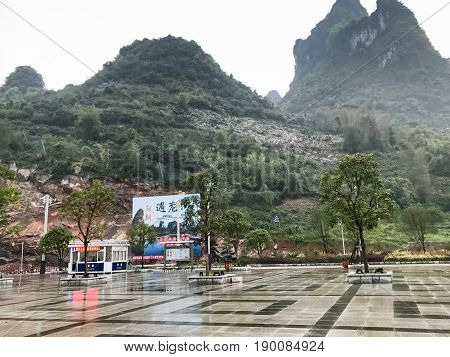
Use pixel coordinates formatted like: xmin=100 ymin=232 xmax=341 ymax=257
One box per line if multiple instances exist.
xmin=282 ymin=0 xmax=450 ymax=128
xmin=292 ymin=0 xmax=368 ymax=81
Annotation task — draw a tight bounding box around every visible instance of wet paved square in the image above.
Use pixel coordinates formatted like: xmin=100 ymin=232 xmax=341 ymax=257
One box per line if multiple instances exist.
xmin=0 ymin=266 xmax=449 ymax=337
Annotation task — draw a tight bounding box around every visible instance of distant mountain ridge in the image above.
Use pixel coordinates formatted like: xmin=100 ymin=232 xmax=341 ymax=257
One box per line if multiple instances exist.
xmin=281 ymin=0 xmax=450 ymax=128
xmin=264 ymin=90 xmax=282 ymax=106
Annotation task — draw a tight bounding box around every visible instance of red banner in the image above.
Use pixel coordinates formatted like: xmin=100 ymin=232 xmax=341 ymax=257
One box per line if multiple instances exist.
xmin=132 ymin=256 xmax=164 ymax=261
xmin=158 ymin=234 xmax=191 ymax=243
xmin=72 ymin=246 xmax=101 ymax=252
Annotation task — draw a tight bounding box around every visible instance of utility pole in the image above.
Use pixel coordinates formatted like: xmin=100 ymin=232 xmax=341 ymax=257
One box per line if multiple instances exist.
xmin=40 ymin=195 xmax=53 ymax=275
xmin=136 ymin=151 xmax=140 ymax=188
xmin=20 ymin=242 xmax=24 ymax=274
xmin=176 ymin=199 xmax=181 ymax=242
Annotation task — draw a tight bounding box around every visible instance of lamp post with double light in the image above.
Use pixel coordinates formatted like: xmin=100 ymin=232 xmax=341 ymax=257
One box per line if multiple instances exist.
xmin=40 ymin=194 xmax=55 ymax=274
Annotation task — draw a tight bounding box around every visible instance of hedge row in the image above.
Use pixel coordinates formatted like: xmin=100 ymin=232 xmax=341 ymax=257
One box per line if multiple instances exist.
xmin=237 ymin=253 xmax=450 ymax=265
xmin=384 ymin=252 xmax=450 ymax=262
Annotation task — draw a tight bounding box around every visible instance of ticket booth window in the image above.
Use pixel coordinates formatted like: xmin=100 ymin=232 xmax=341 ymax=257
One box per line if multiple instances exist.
xmin=87 ymin=252 xmax=98 ymax=262
xmin=106 ymin=247 xmax=112 ymax=262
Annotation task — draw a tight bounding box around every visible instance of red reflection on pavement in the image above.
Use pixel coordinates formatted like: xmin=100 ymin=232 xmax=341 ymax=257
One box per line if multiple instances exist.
xmin=68 ymin=288 xmax=100 ymax=320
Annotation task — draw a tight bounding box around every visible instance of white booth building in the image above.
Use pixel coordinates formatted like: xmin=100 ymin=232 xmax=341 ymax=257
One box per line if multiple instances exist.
xmin=68 ymin=240 xmax=129 ymax=275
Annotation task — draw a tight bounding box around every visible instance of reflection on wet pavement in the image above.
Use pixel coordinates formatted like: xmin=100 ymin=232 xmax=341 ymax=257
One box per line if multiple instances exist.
xmin=0 ymin=266 xmax=449 ymax=337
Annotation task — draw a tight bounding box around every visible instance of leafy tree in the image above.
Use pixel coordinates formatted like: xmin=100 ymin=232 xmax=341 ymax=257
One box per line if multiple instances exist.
xmin=39 ymin=227 xmax=73 ymax=270
xmin=402 ymin=206 xmax=444 ymax=253
xmin=307 ymin=206 xmax=335 ymax=254
xmin=320 ymin=154 xmax=394 ymax=273
xmin=244 ymin=229 xmax=273 ymax=260
xmin=384 ymin=177 xmax=415 ymax=209
xmin=1 ymin=66 xmax=45 ymax=94
xmin=0 ymin=165 xmax=21 ymax=237
xmin=341 ymin=114 xmax=386 ymax=153
xmin=216 ymin=208 xmax=250 ymax=261
xmin=182 ymin=168 xmax=220 ymax=275
xmin=127 ymin=221 xmax=157 ymax=268
xmin=75 ymin=107 xmax=102 ymax=141
xmin=405 ymin=148 xmax=431 ymax=203
xmin=60 ymin=180 xmax=116 ymax=277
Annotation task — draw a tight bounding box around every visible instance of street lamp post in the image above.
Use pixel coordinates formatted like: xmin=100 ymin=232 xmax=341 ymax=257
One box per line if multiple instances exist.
xmin=339 ymin=221 xmax=346 ymax=256
xmin=40 ymin=195 xmax=54 ymax=275
xmin=12 ymin=242 xmax=24 ymax=274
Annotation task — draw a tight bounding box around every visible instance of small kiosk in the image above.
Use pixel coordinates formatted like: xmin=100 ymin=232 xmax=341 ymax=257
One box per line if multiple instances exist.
xmin=68 ymin=240 xmax=129 ymax=275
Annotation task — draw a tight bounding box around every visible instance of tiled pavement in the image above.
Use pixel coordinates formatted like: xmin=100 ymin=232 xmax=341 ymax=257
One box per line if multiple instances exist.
xmin=0 ymin=266 xmax=449 ymax=337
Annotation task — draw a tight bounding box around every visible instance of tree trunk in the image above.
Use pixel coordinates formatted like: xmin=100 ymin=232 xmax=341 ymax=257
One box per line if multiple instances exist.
xmin=84 ymin=241 xmax=89 ymax=277
xmin=233 ymin=241 xmax=239 ymax=263
xmin=258 ymin=246 xmax=263 ymax=261
xmin=322 ymin=235 xmax=329 ymax=255
xmin=421 ymin=235 xmax=426 ymax=254
xmin=358 ymin=225 xmax=369 ymax=273
xmin=204 ymin=231 xmax=210 ymax=276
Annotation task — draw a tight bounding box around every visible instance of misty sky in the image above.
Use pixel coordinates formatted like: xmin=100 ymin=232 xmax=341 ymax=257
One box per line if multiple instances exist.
xmin=1 ymin=0 xmax=449 ymax=96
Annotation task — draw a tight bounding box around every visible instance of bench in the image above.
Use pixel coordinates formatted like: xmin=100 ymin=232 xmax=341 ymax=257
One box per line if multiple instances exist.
xmin=0 ymin=277 xmax=14 ymax=286
xmin=60 ymin=276 xmax=108 ymax=286
xmin=194 ymin=266 xmax=251 ymax=273
xmin=188 ymin=274 xmax=235 ymax=285
xmin=347 ymin=271 xmax=393 ymax=284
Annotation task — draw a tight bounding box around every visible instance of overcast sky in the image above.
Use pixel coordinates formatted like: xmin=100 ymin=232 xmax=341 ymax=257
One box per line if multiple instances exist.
xmin=1 ymin=0 xmax=449 ymax=96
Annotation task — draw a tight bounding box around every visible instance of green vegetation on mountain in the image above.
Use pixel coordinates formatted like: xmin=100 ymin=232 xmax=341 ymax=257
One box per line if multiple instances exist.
xmin=86 ymin=36 xmax=282 ymax=120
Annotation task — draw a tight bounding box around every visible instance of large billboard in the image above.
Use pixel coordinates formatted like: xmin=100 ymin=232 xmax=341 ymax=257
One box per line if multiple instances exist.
xmin=132 ymin=194 xmax=200 ymax=235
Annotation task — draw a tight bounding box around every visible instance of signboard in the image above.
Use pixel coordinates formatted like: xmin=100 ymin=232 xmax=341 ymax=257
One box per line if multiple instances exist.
xmin=132 ymin=194 xmax=200 ymax=233
xmin=165 ymin=247 xmax=191 ymax=262
xmin=72 ymin=246 xmax=101 ymax=252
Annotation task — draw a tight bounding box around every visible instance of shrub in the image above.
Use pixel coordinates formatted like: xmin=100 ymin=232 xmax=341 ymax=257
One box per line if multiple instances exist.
xmin=384 ymin=251 xmax=450 ymax=262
